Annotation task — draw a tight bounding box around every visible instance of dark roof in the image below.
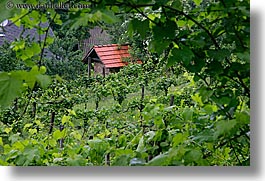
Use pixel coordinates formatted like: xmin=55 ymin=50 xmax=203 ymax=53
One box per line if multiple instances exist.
xmin=0 ymin=20 xmax=54 ymax=57
xmin=83 ymin=44 xmax=142 ymax=68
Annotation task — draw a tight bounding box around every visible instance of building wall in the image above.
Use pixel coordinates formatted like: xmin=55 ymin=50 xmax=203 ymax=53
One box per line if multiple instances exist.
xmin=94 ymin=62 xmax=110 ymax=76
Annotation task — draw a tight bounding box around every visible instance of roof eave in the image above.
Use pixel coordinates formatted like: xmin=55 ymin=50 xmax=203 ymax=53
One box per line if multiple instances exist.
xmin=82 ymin=47 xmax=94 ymax=63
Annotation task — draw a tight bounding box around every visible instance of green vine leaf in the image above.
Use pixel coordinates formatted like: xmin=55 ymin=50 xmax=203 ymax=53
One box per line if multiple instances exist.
xmin=147 ymin=153 xmax=170 ymax=166
xmin=214 ymin=119 xmax=237 ymax=139
xmin=0 ymin=0 xmax=23 ymax=22
xmin=167 ymin=47 xmax=194 ymax=67
xmin=0 ymin=72 xmax=23 ymax=108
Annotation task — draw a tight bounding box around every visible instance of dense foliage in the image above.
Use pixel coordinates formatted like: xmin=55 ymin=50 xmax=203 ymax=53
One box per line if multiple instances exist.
xmin=0 ymin=0 xmax=250 ymax=166
xmin=44 ymin=31 xmax=87 ymax=80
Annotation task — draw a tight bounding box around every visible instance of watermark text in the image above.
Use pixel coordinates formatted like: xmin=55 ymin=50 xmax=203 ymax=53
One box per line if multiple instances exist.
xmin=6 ymin=1 xmax=91 ymax=10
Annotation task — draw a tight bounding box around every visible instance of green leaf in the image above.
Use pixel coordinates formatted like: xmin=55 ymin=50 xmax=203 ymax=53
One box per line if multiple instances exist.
xmin=236 ymin=111 xmax=250 ymax=125
xmin=187 ymin=20 xmax=195 ymax=27
xmin=184 ymin=149 xmax=203 ymax=163
xmin=236 ymin=51 xmax=249 ymax=63
xmin=167 ymin=52 xmax=178 ymax=67
xmin=182 ymin=108 xmax=193 ymax=121
xmin=167 ymin=47 xmax=194 ymax=67
xmin=128 ymin=19 xmax=149 ymax=39
xmin=69 ymin=13 xmax=95 ymax=31
xmin=207 ymin=49 xmax=230 ymax=62
xmin=12 ymin=141 xmax=25 ymax=151
xmin=214 ymin=119 xmax=237 ymax=138
xmin=61 ymin=115 xmax=70 ymax=125
xmin=127 ymin=130 xmax=142 ymax=148
xmin=70 ymin=131 xmax=82 ymax=140
xmin=24 ymin=146 xmax=40 ymax=164
xmin=172 ymin=133 xmax=186 ymax=147
xmin=23 ymin=67 xmax=38 ymax=89
xmin=0 ymin=137 xmax=3 ymax=146
xmin=0 ymin=0 xmax=23 ymax=22
xmin=191 ymin=93 xmax=204 ymax=106
xmin=0 ymin=72 xmax=23 ymax=108
xmin=30 ymin=43 xmax=41 ymax=55
xmin=22 ymin=47 xmax=34 ymax=60
xmin=36 ymin=74 xmax=51 ymax=89
xmin=207 ymin=61 xmax=223 ymax=75
xmin=179 ymin=47 xmax=194 ymax=66
xmin=11 ymin=40 xmax=25 ymax=51
xmin=4 ymin=127 xmax=12 ymax=134
xmin=66 ymin=155 xmax=86 ymax=166
xmin=28 ymin=128 xmax=37 ymax=135
xmin=160 ymin=142 xmax=169 ymax=147
xmin=147 ymin=153 xmax=169 ymax=166
xmin=136 ymin=136 xmax=145 ymax=153
xmin=115 ymin=149 xmax=134 ymax=157
xmin=145 ymin=131 xmax=156 ymax=142
xmin=23 ymin=123 xmax=33 ymax=130
xmin=41 ymin=14 xmax=48 ymax=23
xmin=192 ymin=130 xmax=214 ymax=143
xmin=177 ymin=20 xmax=186 ymax=27
xmin=152 ymin=20 xmax=176 ymax=40
xmin=149 ymin=39 xmax=171 ymax=54
xmin=53 ymin=130 xmax=65 ymax=140
xmin=46 ymin=37 xmax=54 ymax=45
xmin=112 ymin=154 xmax=131 ymax=166
xmin=193 ymin=0 xmax=202 ymax=6
xmin=87 ymin=139 xmax=109 ymax=154
xmin=49 ymin=139 xmax=57 ymax=147
xmin=155 ymin=0 xmax=170 ymax=5
xmin=202 ymin=104 xmax=217 ymax=114
xmin=100 ymin=10 xmax=120 ymax=24
xmin=53 ymin=14 xmax=63 ymax=25
xmin=171 ymin=0 xmax=183 ymax=11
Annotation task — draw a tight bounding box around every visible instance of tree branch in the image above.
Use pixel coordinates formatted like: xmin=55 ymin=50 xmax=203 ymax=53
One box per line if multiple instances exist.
xmin=162 ymin=5 xmax=221 ymax=50
xmin=39 ymin=12 xmax=58 ymax=66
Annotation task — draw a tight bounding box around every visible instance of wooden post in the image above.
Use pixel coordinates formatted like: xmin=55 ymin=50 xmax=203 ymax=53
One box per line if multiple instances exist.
xmin=32 ymin=101 xmax=36 ymax=118
xmin=141 ymin=85 xmax=145 ymax=100
xmin=96 ymin=100 xmax=99 ymax=110
xmin=105 ymin=153 xmax=110 ymax=166
xmin=49 ymin=112 xmax=55 ymax=134
xmin=140 ymin=85 xmax=145 ymax=112
xmin=59 ymin=124 xmax=64 ymax=148
xmin=103 ymin=67 xmax=105 ymax=78
xmin=140 ymin=85 xmax=145 ymax=133
xmin=88 ymin=57 xmax=91 ymax=78
xmin=170 ymin=95 xmax=175 ymax=106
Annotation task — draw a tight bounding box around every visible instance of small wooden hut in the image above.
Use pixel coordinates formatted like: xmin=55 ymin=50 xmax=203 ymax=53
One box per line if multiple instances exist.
xmin=82 ymin=44 xmax=141 ymax=77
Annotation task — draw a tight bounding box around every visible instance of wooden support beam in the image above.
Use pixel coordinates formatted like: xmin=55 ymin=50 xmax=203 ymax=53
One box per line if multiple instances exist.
xmin=88 ymin=57 xmax=91 ymax=78
xmin=92 ymin=58 xmax=101 ymax=62
xmin=103 ymin=67 xmax=105 ymax=78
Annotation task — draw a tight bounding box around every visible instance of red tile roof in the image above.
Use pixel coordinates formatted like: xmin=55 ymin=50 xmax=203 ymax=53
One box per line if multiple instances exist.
xmin=85 ymin=44 xmax=141 ymax=68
